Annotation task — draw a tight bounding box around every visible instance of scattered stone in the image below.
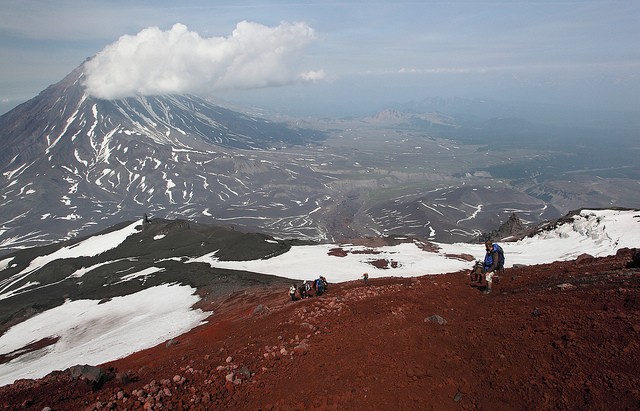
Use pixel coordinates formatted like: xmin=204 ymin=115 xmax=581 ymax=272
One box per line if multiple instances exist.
xmin=575 ymin=253 xmax=594 ymax=264
xmin=115 ymin=372 xmax=130 ymax=385
xmin=293 ymin=342 xmax=309 ymax=355
xmin=531 ymin=308 xmax=542 ymax=317
xmin=226 ymin=356 xmax=233 ymax=363
xmin=406 ymin=366 xmax=428 ymax=380
xmin=626 ymin=249 xmax=640 ymax=268
xmin=425 ymin=315 xmax=447 ymax=325
xmin=166 ymin=339 xmax=178 ymax=348
xmin=237 ymin=365 xmax=251 ymax=380
xmin=557 ymin=283 xmax=577 ymax=290
xmin=453 ymin=391 xmax=463 ymax=402
xmin=69 ymin=364 xmax=105 ymax=384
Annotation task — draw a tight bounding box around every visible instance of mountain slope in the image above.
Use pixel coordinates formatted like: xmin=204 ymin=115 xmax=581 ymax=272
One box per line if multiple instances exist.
xmin=0 ymin=248 xmax=638 ymax=410
xmin=0 ymin=63 xmax=329 ymax=254
xmin=0 ymin=207 xmax=638 ymax=393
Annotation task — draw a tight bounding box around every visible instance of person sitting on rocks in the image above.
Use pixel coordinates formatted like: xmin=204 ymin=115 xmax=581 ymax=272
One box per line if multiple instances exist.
xmin=479 ymin=239 xmax=504 ymax=294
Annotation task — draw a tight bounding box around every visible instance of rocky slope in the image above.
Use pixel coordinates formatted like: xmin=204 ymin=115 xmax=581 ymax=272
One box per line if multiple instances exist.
xmin=1 ymin=248 xmax=639 ymax=410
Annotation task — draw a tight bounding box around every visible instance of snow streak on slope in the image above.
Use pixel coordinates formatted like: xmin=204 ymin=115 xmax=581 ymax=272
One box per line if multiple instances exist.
xmin=0 ymin=220 xmax=141 ymax=300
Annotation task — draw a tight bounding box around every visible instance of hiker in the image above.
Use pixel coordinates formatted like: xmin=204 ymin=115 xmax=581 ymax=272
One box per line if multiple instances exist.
xmin=289 ymin=284 xmax=298 ymax=301
xmin=479 ymin=239 xmax=504 ymax=294
xmin=320 ymin=276 xmax=328 ymax=291
xmin=362 ymin=272 xmax=369 ymax=286
xmin=314 ymin=277 xmax=325 ymax=296
xmin=299 ymin=281 xmax=310 ymax=299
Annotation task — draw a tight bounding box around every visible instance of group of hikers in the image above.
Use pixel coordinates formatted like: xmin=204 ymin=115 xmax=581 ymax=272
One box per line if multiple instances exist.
xmin=287 ymin=239 xmax=504 ymax=300
xmin=289 ymin=276 xmax=329 ymax=301
xmin=469 ymin=239 xmax=505 ymax=294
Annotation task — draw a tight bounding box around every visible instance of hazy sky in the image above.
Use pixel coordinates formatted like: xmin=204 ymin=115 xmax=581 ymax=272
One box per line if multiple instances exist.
xmin=1 ymin=0 xmax=639 ymax=117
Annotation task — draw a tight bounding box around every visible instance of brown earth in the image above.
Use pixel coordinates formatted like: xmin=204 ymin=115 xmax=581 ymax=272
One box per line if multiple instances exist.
xmin=1 ymin=248 xmax=639 ymax=411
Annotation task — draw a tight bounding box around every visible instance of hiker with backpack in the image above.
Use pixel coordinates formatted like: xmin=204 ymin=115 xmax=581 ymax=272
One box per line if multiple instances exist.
xmin=298 ymin=281 xmax=310 ymax=299
xmin=314 ymin=277 xmax=325 ymax=296
xmin=320 ymin=276 xmax=328 ymax=291
xmin=473 ymin=239 xmax=504 ymax=294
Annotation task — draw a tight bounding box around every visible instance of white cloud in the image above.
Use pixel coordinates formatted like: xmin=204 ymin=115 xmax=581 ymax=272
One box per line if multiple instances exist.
xmin=298 ymin=69 xmax=327 ymax=82
xmin=83 ymin=21 xmax=322 ymax=100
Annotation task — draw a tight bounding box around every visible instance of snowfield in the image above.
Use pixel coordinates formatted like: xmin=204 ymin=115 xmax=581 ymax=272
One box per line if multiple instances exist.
xmin=202 ymin=209 xmax=640 ymax=282
xmin=0 ymin=208 xmax=638 ymax=386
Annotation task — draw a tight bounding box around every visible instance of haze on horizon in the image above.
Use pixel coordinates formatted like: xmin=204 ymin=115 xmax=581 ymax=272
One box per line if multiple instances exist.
xmin=1 ymin=1 xmax=639 ymax=120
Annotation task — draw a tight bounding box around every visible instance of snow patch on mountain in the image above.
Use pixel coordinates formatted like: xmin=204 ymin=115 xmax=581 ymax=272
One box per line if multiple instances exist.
xmin=202 ymin=209 xmax=640 ymax=281
xmin=0 ymin=220 xmax=141 ymax=301
xmin=0 ymin=284 xmax=208 ymax=386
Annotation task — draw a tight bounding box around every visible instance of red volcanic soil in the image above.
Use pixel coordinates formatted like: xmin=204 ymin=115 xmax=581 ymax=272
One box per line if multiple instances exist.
xmin=2 ymin=248 xmax=639 ymax=410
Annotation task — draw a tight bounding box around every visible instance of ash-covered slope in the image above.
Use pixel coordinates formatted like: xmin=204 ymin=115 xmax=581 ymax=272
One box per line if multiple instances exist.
xmin=0 ymin=207 xmax=638 ymax=389
xmin=0 ymin=63 xmax=328 ymax=254
xmin=1 ymin=249 xmax=639 ymax=410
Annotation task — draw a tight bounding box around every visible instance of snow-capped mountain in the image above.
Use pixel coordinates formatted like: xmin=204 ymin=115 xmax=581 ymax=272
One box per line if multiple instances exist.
xmin=0 ymin=63 xmax=329 ymax=254
xmin=0 ymin=208 xmax=638 ymax=386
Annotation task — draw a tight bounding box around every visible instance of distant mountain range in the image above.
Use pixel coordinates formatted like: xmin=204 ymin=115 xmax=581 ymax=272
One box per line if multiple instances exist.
xmin=2 ymin=61 xmax=638 ymax=255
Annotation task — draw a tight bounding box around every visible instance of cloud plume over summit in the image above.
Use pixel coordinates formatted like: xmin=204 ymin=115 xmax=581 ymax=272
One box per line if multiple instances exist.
xmin=83 ymin=21 xmax=324 ymax=100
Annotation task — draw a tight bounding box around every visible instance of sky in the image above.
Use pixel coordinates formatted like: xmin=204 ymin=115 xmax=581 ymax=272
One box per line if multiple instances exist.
xmin=1 ymin=1 xmax=640 ymax=117
xmin=0 ymin=208 xmax=638 ymax=386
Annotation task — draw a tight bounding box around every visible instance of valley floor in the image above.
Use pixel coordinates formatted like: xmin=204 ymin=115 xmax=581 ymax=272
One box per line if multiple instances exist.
xmin=1 ymin=249 xmax=639 ymax=410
